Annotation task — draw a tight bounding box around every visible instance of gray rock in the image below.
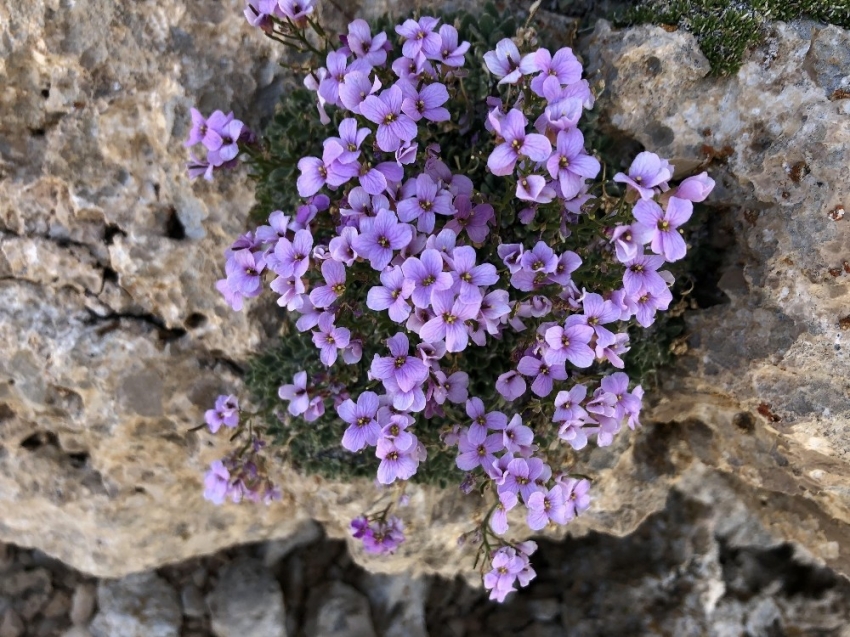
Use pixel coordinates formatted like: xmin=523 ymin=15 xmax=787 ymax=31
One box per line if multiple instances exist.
xmin=90 ymin=572 xmax=181 ymax=637
xmin=0 ymin=610 xmax=24 ymax=637
xmin=527 ymin=598 xmax=560 ymax=623
xmin=0 ymin=569 xmax=52 ymax=620
xmin=70 ymin=583 xmax=97 ymax=626
xmin=180 ymin=584 xmax=206 ymax=619
xmin=262 ymin=520 xmax=323 ymax=567
xmin=206 ymin=556 xmax=285 ymax=637
xmin=360 ymin=572 xmax=428 ymax=637
xmin=304 ymin=581 xmax=376 ymax=637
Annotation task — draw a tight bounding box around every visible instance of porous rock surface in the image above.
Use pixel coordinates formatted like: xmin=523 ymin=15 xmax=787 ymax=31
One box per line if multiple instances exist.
xmin=1 ymin=0 xmax=849 ymax=586
xmin=581 ymin=18 xmax=850 ymax=575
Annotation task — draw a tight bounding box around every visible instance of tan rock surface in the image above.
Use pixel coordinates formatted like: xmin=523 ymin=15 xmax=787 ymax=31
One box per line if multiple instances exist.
xmin=0 ymin=0 xmax=848 ymax=581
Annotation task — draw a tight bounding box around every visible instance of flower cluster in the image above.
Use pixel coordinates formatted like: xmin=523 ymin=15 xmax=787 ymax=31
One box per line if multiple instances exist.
xmin=191 ymin=4 xmax=714 ymax=603
xmin=350 ymin=514 xmax=406 ymax=555
xmin=203 ymin=437 xmax=281 ymax=505
xmin=185 ymin=109 xmax=254 ymax=181
xmin=201 ymin=394 xmax=280 ymax=505
xmin=483 ymin=540 xmax=537 ymax=603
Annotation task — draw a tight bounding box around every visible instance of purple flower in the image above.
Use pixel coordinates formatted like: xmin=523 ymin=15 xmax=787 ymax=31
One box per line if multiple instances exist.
xmin=527 ymin=47 xmax=582 ymax=97
xmin=278 ymin=0 xmax=315 ymax=25
xmin=633 ymin=196 xmax=692 ymax=262
xmin=309 ymin=259 xmax=346 ymax=308
xmin=483 ymin=38 xmax=534 ymax=84
xmin=376 ymin=437 xmax=420 ymax=483
xmin=495 ymin=370 xmax=526 ymax=401
xmin=395 ymin=17 xmax=442 ymax=60
xmin=351 ymin=209 xmax=413 ymax=270
xmin=312 ymin=313 xmax=351 ymax=366
xmin=225 ymin=249 xmax=265 ymax=297
xmin=296 ymin=140 xmax=358 ymax=197
xmin=499 ymin=456 xmax=541 ymax=502
xmin=614 ymin=151 xmax=673 ymax=199
xmin=400 ymin=81 xmax=450 ymax=122
xmin=420 ymin=290 xmax=481 ymax=352
xmin=203 ymin=460 xmax=231 ymax=505
xmin=339 ymin=391 xmax=381 ymax=452
xmin=338 ymin=71 xmax=381 ymax=114
xmin=465 ymin=397 xmax=508 ymax=444
xmin=598 ymin=372 xmax=641 ymax=419
xmin=328 ymin=118 xmax=370 ymax=164
xmin=401 ymin=248 xmax=454 ymax=308
xmin=379 ymin=414 xmax=416 ymax=451
xmin=445 ymin=196 xmax=494 ymax=243
xmin=527 ymin=485 xmax=568 ymax=530
xmin=328 ymin=226 xmax=359 ymax=266
xmin=361 ymin=516 xmax=406 ymax=555
xmin=358 ymin=160 xmax=404 ymax=196
xmin=498 ymin=243 xmax=524 ymax=273
xmin=674 ymin=172 xmax=715 ymax=202
xmin=623 ymin=251 xmax=668 ymax=297
xmin=303 ymin=395 xmax=326 ymax=423
xmin=360 ymin=85 xmax=418 ymax=152
xmin=346 ymin=19 xmax=388 ymax=66
xmin=487 ymin=109 xmax=552 ymax=176
xmin=435 ymin=25 xmax=470 ymax=67
xmin=543 ymin=323 xmax=595 ymax=368
xmin=577 ymin=293 xmax=620 ymax=346
xmin=371 ymin=332 xmax=429 ymax=393
xmin=397 ymin=173 xmax=454 ymax=233
xmin=626 ymin=285 xmax=673 ymax=327
xmin=483 ymin=548 xmax=526 ymax=602
xmin=208 ymin=118 xmax=245 ymax=163
xmin=449 ymin=246 xmax=498 ymax=303
xmin=456 ymin=429 xmax=503 ymax=473
xmin=366 ymin=265 xmax=415 ymax=322
xmin=545 ymin=128 xmax=600 ymax=199
xmin=611 ymin=223 xmax=651 ymax=263
xmin=205 ymin=395 xmax=239 ymax=433
xmin=270 ymin=273 xmax=305 ymax=310
xmin=490 ymin=491 xmax=518 ymax=535
xmin=243 ymin=0 xmax=278 ymax=30
xmin=269 ymin=229 xmax=313 ymax=278
xmin=547 ymin=251 xmax=582 ymax=286
xmin=517 ymin=355 xmax=567 ymax=397
xmin=500 ymin=415 xmax=534 ymax=456
xmin=185 ymin=108 xmax=211 ymax=147
xmin=554 ymin=386 xmax=589 ymax=423
xmin=278 ymin=371 xmax=310 ymax=416
xmin=430 ymin=370 xmax=469 ymax=405
xmin=560 ymin=477 xmax=592 ymax=519
xmin=520 ymin=241 xmax=558 ymax=273
xmin=516 ymin=175 xmax=555 ymax=203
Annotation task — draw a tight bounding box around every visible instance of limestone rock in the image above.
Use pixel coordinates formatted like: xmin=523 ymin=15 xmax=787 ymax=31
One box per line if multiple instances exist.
xmin=206 ymin=556 xmax=285 ymax=637
xmin=581 ymin=18 xmax=850 ymax=576
xmin=90 ymin=572 xmax=181 ymax=637
xmin=0 ymin=0 xmax=849 ymax=591
xmin=304 ymin=581 xmax=376 ymax=637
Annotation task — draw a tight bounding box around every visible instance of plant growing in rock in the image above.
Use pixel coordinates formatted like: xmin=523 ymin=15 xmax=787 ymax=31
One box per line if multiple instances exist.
xmin=186 ymin=0 xmax=714 ymax=602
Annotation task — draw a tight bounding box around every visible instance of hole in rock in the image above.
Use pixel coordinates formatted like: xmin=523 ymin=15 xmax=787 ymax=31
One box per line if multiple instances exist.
xmin=102 ymin=267 xmax=118 ymax=283
xmin=164 ymin=207 xmax=186 ymax=241
xmin=67 ymin=452 xmax=90 ymax=468
xmin=103 ymin=223 xmax=126 ymax=245
xmin=185 ymin=312 xmax=207 ymax=329
xmin=20 ymin=431 xmax=60 ymax=451
xmin=41 ymin=88 xmax=50 ymax=98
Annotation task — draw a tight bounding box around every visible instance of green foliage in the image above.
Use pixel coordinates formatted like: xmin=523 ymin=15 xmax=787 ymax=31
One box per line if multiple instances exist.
xmin=617 ymin=0 xmax=850 ymax=76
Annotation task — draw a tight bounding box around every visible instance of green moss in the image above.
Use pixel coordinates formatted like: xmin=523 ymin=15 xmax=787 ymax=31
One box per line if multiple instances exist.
xmin=616 ymin=0 xmax=850 ymax=75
